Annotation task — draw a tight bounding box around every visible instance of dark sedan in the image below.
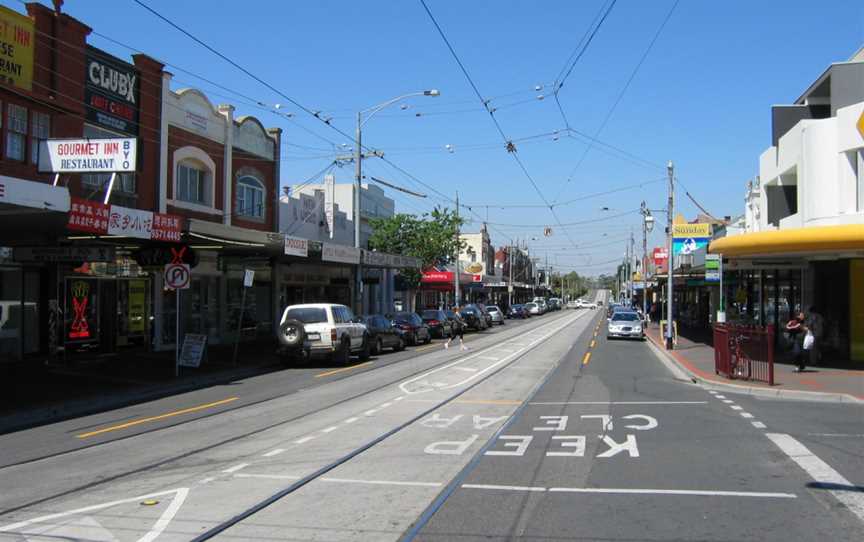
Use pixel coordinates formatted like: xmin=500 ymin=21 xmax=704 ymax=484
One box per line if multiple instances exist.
xmin=361 ymin=314 xmax=406 ymax=354
xmin=508 ymin=304 xmax=528 ymax=319
xmin=421 ymin=309 xmax=454 ymax=338
xmin=392 ymin=312 xmax=432 ymax=345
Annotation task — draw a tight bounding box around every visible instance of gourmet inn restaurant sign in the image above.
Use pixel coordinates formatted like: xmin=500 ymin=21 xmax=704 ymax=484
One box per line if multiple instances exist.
xmin=39 ymin=138 xmax=137 ymax=173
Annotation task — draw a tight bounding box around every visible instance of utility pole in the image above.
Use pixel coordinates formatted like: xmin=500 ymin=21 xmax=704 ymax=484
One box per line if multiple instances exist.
xmin=666 ymin=160 xmax=675 ymax=350
xmin=641 ymin=201 xmax=649 ymax=322
xmin=508 ymin=241 xmax=513 ymax=308
xmin=454 ymin=190 xmax=461 ymax=308
xmin=354 ymin=112 xmax=363 ymax=315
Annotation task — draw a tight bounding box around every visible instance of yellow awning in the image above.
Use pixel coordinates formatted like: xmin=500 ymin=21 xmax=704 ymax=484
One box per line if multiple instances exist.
xmin=709 ymin=224 xmax=864 ymax=257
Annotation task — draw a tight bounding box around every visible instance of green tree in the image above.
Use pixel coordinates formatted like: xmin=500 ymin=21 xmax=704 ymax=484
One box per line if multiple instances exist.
xmin=368 ymin=206 xmax=465 ymax=290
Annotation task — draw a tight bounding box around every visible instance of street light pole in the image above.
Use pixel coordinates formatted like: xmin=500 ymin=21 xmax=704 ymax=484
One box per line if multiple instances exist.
xmin=508 ymin=241 xmax=513 ymax=308
xmin=666 ymin=160 xmax=675 ymax=350
xmin=454 ymin=190 xmax=461 ymax=308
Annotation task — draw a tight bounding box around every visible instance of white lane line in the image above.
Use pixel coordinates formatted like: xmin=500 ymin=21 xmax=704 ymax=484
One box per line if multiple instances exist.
xmin=294 ymin=436 xmax=315 ymax=444
xmin=806 ymin=433 xmax=864 ymax=438
xmin=529 ymin=401 xmax=707 ymax=406
xmin=714 ymin=395 xmax=726 ymax=399
xmin=344 ymin=417 xmax=360 ymax=424
xmin=394 ymin=396 xmax=405 ymax=402
xmin=730 ymin=405 xmax=743 ymax=411
xmin=380 ymin=402 xmax=393 ymax=408
xmin=477 ymin=356 xmax=500 ymax=361
xmin=752 ymin=421 xmax=767 ymax=429
xmin=364 ymin=409 xmax=378 ymax=416
xmin=221 ymin=463 xmax=249 ymax=474
xmin=740 ymin=412 xmax=754 ymax=419
xmin=454 ymin=366 xmax=479 ymax=372
xmin=263 ymin=448 xmax=285 ymax=457
xmin=722 ymin=400 xmax=735 ymax=404
xmin=548 ymin=487 xmax=796 ymax=498
xmin=708 ymin=390 xmax=718 ymax=394
xmin=321 ymin=477 xmax=442 ymax=488
xmin=320 ymin=426 xmax=339 ymax=433
xmin=765 ymin=432 xmax=864 ymax=521
xmin=198 ymin=477 xmax=215 ymax=484
xmin=463 ymin=484 xmax=546 ymax=492
xmin=235 ymin=473 xmax=301 ymax=480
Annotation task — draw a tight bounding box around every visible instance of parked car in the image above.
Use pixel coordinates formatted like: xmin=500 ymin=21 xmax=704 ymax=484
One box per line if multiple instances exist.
xmin=361 ymin=314 xmax=406 ymax=354
xmin=445 ymin=309 xmax=466 ymax=334
xmin=392 ymin=312 xmax=432 ymax=345
xmin=486 ymin=305 xmax=505 ymax=325
xmin=459 ymin=304 xmax=487 ymax=331
xmin=476 ymin=303 xmax=494 ymax=327
xmin=607 ymin=311 xmax=645 ymax=340
xmin=277 ymin=303 xmax=369 ymax=364
xmin=508 ymin=304 xmax=528 ymax=319
xmin=548 ymin=298 xmax=562 ymax=311
xmin=525 ymin=302 xmax=541 ymax=315
xmin=566 ymin=300 xmax=580 ymax=309
xmin=421 ymin=309 xmax=454 ymax=338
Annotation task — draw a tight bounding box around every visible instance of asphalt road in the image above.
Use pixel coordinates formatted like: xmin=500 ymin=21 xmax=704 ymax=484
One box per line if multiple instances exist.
xmin=0 ymin=289 xmax=861 ymax=541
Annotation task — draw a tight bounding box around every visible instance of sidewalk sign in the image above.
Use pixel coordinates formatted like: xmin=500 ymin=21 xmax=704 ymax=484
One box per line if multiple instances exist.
xmin=243 ymin=269 xmax=255 ymax=287
xmin=179 ymin=333 xmax=207 ymax=368
xmin=233 ymin=269 xmax=254 ymax=365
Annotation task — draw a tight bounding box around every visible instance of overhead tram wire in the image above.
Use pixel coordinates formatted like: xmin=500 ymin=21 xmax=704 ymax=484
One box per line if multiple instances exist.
xmin=552 ymin=0 xmax=680 ymax=203
xmin=463 ymin=177 xmax=665 ymax=209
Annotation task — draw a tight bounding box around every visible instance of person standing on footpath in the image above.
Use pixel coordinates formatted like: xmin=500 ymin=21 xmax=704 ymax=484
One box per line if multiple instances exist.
xmin=785 ymin=311 xmax=808 ymax=372
xmin=805 ymin=306 xmax=824 ymax=367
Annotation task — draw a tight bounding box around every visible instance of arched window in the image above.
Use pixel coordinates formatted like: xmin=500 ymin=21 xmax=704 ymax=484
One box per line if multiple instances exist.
xmin=236 ymin=176 xmax=265 ymax=218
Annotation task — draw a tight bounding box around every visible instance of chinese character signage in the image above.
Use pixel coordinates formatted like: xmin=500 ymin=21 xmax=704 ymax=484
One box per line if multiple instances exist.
xmin=39 ymin=138 xmax=137 ymax=173
xmin=0 ymin=6 xmax=34 ymax=91
xmin=67 ymin=197 xmax=182 ymax=242
xmin=85 ymin=46 xmax=139 ymax=135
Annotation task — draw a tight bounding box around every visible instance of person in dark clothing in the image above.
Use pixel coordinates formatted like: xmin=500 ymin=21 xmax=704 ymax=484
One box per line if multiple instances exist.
xmin=786 ymin=311 xmax=808 ymax=372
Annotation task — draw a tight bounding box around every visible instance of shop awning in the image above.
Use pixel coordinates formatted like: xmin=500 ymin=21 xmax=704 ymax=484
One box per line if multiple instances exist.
xmin=709 ymin=224 xmax=864 ymax=257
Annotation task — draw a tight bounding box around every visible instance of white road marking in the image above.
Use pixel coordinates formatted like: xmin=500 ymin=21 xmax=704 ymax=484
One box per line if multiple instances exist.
xmin=380 ymin=402 xmax=393 ymax=408
xmin=0 ymin=488 xmax=190 ymax=541
xmin=548 ymin=487 xmax=796 ymax=498
xmin=740 ymin=412 xmax=754 ymax=419
xmin=730 ymin=405 xmax=743 ymax=411
xmin=393 ymin=396 xmax=405 ymax=402
xmin=321 ymin=426 xmax=339 ymax=433
xmin=364 ymin=409 xmax=378 ymax=416
xmin=752 ymin=421 xmax=767 ymax=429
xmin=454 ymin=366 xmax=479 ymax=372
xmin=344 ymin=417 xmax=360 ymax=424
xmin=708 ymin=390 xmax=718 ymax=394
xmin=235 ymin=473 xmax=301 ymax=480
xmin=198 ymin=477 xmax=215 ymax=484
xmin=766 ymin=432 xmax=864 ymax=521
xmin=263 ymin=449 xmax=285 ymax=457
xmin=463 ymin=484 xmax=546 ymax=492
xmin=806 ymin=433 xmax=864 ymax=438
xmin=294 ymin=436 xmax=315 ymax=444
xmin=321 ymin=477 xmax=442 ymax=488
xmin=477 ymin=356 xmax=500 ymax=361
xmin=222 ymin=463 xmax=249 ymax=474
xmin=529 ymin=401 xmax=707 ymax=406
xmin=722 ymin=400 xmax=734 ymax=404
xmin=714 ymin=395 xmax=726 ymax=399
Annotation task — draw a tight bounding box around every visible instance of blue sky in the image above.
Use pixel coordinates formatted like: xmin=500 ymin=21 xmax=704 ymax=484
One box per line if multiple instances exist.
xmin=47 ymin=0 xmax=864 ymax=275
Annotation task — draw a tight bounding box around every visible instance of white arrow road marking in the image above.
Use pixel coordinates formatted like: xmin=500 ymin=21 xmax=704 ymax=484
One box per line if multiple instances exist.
xmin=0 ymin=488 xmax=189 ymax=542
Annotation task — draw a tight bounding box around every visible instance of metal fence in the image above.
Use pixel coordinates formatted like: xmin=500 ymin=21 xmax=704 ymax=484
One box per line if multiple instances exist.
xmin=713 ymin=323 xmax=775 ymax=386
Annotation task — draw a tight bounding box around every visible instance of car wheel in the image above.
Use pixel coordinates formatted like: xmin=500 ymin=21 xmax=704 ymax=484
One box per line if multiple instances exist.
xmin=375 ymin=338 xmax=383 ymax=355
xmin=395 ymin=337 xmax=405 ymax=351
xmin=359 ymin=336 xmax=371 ymax=361
xmin=424 ymin=333 xmax=432 ymax=345
xmin=333 ymin=338 xmax=351 ymax=365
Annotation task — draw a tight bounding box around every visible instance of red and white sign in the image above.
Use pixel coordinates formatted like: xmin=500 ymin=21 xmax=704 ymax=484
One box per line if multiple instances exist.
xmin=284 ymin=235 xmax=308 ymax=257
xmin=472 ymin=274 xmax=482 ymax=283
xmin=164 ymin=263 xmax=191 ymax=290
xmin=68 ymin=197 xmax=182 ymax=242
xmin=39 ymin=138 xmax=137 ymax=173
xmin=421 ymin=271 xmax=453 ymax=283
xmin=653 ymin=247 xmax=669 ymax=266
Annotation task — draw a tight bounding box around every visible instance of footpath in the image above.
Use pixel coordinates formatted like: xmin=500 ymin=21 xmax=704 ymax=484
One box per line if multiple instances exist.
xmin=645 ymin=323 xmax=864 ymax=404
xmin=0 ymin=342 xmax=284 ymax=435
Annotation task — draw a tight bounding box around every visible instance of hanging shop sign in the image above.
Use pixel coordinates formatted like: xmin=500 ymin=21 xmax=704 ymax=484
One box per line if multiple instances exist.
xmin=465 ymin=262 xmax=483 ymax=274
xmin=671 ymin=224 xmax=711 ymax=256
xmin=39 ymin=138 xmax=137 ymax=173
xmin=284 ymin=235 xmax=308 ymax=257
xmin=13 ymin=245 xmax=115 ymax=263
xmin=322 ymin=242 xmax=361 ymax=264
xmin=0 ymin=6 xmax=34 ymax=91
xmin=361 ymin=250 xmax=422 ymax=269
xmin=67 ymin=197 xmax=182 ymax=242
xmin=85 ymin=46 xmax=139 ymax=135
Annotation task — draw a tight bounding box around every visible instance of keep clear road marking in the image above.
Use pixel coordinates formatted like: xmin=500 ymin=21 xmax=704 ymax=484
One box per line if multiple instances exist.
xmin=315 ymin=361 xmax=373 ymax=378
xmin=0 ymin=488 xmax=190 ymax=540
xmin=75 ymin=397 xmax=239 ymax=439
xmin=765 ymin=432 xmax=864 ymax=521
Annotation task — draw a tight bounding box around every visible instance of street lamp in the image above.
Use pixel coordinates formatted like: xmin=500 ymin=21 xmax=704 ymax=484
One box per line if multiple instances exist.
xmin=353 ymin=90 xmax=440 ymax=314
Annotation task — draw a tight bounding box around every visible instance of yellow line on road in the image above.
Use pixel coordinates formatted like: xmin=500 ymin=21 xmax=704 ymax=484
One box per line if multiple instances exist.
xmin=76 ymin=397 xmax=239 ymax=439
xmin=414 ymin=344 xmax=439 ymax=352
xmin=315 ymin=361 xmax=373 ymax=378
xmin=590 ymin=339 xmax=596 ymax=348
xmin=582 ymin=352 xmax=592 ymax=365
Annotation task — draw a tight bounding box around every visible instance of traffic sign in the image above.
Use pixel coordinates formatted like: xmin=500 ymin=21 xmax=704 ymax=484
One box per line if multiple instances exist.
xmin=243 ymin=269 xmax=255 ymax=287
xmin=705 ymin=254 xmax=721 ymax=282
xmin=164 ymin=263 xmax=191 ymax=290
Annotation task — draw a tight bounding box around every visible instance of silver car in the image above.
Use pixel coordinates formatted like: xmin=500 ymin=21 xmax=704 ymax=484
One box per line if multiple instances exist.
xmin=486 ymin=305 xmax=505 ymax=325
xmin=606 ymin=311 xmax=644 ymax=340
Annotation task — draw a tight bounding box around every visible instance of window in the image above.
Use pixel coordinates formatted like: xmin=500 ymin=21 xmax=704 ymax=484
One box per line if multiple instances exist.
xmin=235 ymin=176 xmax=264 ymax=218
xmin=177 ymin=163 xmax=207 ymax=204
xmin=6 ymin=104 xmax=27 ymax=161
xmin=284 ymin=307 xmax=327 ymax=324
xmin=30 ymin=112 xmax=49 ymax=164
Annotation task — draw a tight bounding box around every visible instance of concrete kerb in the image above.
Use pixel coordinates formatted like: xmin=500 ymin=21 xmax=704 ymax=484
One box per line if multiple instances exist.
xmin=0 ymin=361 xmax=284 ymax=436
xmin=645 ymin=335 xmax=864 ymax=405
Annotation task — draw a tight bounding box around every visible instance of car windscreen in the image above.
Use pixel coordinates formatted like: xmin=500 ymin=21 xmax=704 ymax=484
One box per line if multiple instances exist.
xmin=285 ymin=308 xmax=327 ymax=324
xmin=422 ymin=310 xmax=440 ymax=319
xmin=487 ymin=306 xmax=500 ymax=312
xmin=525 ymin=303 xmax=536 ymax=308
xmin=611 ymin=313 xmax=640 ymax=322
xmin=395 ymin=313 xmax=421 ymax=325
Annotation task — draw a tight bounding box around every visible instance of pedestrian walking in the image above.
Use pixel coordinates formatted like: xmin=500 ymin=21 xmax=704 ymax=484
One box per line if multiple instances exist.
xmin=805 ymin=306 xmax=824 ymax=367
xmin=785 ymin=311 xmax=808 ymax=372
xmin=444 ymin=308 xmax=468 ymax=351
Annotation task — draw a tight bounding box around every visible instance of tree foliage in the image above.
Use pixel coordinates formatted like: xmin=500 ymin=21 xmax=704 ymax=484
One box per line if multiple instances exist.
xmin=368 ymin=206 xmax=465 ymax=289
